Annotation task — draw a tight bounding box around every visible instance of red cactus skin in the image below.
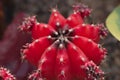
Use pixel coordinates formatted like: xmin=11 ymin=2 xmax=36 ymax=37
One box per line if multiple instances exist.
xmin=0 ymin=67 xmax=16 ymax=80
xmin=20 ymin=4 xmax=107 ymax=80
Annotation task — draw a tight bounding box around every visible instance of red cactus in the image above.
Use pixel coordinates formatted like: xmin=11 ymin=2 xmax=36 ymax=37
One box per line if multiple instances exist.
xmin=0 ymin=67 xmax=16 ymax=80
xmin=19 ymin=4 xmax=107 ymax=80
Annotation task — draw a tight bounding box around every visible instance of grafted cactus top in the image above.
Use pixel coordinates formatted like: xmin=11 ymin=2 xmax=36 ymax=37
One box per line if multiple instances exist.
xmin=20 ymin=4 xmax=107 ymax=80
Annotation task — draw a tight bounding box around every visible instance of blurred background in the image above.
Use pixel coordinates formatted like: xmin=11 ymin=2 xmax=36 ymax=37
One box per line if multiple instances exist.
xmin=0 ymin=0 xmax=120 ymax=80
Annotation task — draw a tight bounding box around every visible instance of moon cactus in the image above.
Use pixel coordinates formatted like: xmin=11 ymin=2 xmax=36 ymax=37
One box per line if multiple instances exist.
xmin=19 ymin=4 xmax=107 ymax=80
